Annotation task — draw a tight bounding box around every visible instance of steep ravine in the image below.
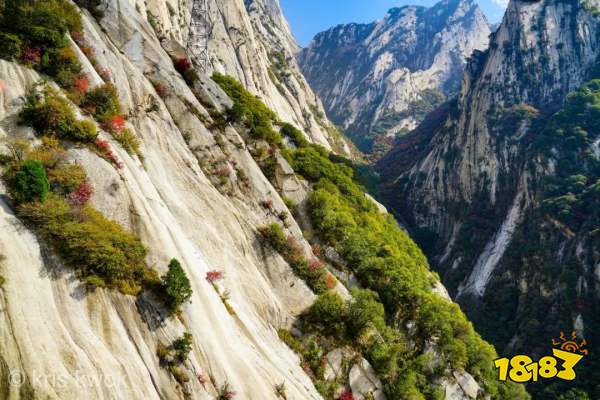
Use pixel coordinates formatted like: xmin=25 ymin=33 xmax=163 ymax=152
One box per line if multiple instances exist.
xmin=378 ymin=0 xmax=600 ymax=397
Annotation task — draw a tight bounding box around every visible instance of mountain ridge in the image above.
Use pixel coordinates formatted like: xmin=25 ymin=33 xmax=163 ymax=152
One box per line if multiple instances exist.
xmin=377 ymin=0 xmax=600 ymax=397
xmin=298 ymin=0 xmax=491 ymax=155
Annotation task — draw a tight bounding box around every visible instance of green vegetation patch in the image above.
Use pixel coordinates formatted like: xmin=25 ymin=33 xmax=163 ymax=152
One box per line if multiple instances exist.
xmin=0 ymin=0 xmax=84 ymax=86
xmin=18 ymin=194 xmax=150 ymax=294
xmin=161 ymin=258 xmax=193 ymax=314
xmin=283 ymin=143 xmax=528 ymax=399
xmin=258 ymin=223 xmax=331 ymax=294
xmin=212 ymin=73 xmax=282 ymax=146
xmin=20 ymin=86 xmax=98 ymax=143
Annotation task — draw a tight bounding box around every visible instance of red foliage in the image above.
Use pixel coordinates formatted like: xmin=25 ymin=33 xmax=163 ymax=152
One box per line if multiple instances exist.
xmin=308 ymin=258 xmax=324 ymax=272
xmin=339 ymin=390 xmax=354 ymax=400
xmin=95 ymin=139 xmax=111 ymax=152
xmin=95 ymin=139 xmax=124 ymax=169
xmin=260 ymin=198 xmax=274 ymax=210
xmin=74 ymin=75 xmax=90 ymax=93
xmin=215 ymin=165 xmax=230 ymax=177
xmin=301 ymin=362 xmax=311 ymax=374
xmin=69 ymin=181 xmax=94 ymax=206
xmin=175 ymin=57 xmax=192 ymax=73
xmin=223 ymin=390 xmax=235 ymax=400
xmin=152 ymin=81 xmax=169 ymax=98
xmin=107 ymin=115 xmax=126 ymax=132
xmin=21 ymin=47 xmax=41 ymax=65
xmin=206 ymin=270 xmax=224 ymax=283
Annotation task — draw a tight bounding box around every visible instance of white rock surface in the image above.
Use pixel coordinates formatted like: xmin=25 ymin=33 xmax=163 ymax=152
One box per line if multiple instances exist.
xmin=141 ymin=0 xmax=352 ymax=155
xmin=459 ymin=173 xmax=530 ymax=297
xmin=592 ymin=137 xmax=600 ymax=159
xmin=452 ymin=371 xmax=480 ymax=399
xmin=348 ymin=358 xmax=386 ymax=400
xmin=323 ymin=348 xmax=352 ymax=382
xmin=0 ymin=0 xmax=337 ymax=396
xmin=299 ymin=0 xmax=490 ymax=149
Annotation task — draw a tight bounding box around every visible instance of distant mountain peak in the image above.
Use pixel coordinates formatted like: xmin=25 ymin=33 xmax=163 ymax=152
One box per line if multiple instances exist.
xmin=298 ymin=0 xmax=490 ymax=155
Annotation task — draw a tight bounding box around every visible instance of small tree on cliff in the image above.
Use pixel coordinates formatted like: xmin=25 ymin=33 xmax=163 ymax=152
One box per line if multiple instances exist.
xmin=162 ymin=259 xmax=193 ymax=314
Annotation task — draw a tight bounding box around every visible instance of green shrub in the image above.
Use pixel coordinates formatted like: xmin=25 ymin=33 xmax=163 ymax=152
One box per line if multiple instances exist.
xmin=346 ymin=289 xmax=386 ymax=337
xmin=306 ymin=292 xmax=347 ymax=336
xmin=162 ymin=259 xmax=193 ymax=313
xmin=71 ymin=120 xmax=98 ymax=142
xmin=7 ymin=159 xmax=50 ymax=203
xmin=157 ymin=332 xmax=194 ymax=383
xmin=20 ymin=88 xmax=74 ymax=134
xmin=169 ymin=365 xmax=189 ymax=384
xmin=277 ymin=329 xmax=303 ymax=354
xmin=212 ymin=73 xmax=282 ymax=146
xmin=17 ymin=194 xmax=149 ymax=295
xmin=40 ymin=47 xmax=82 ymax=87
xmin=258 ymin=223 xmax=329 ymax=294
xmin=258 ymin=223 xmax=288 ymax=253
xmin=20 ymin=87 xmax=98 ymax=142
xmin=284 ymin=143 xmax=528 ymax=398
xmin=74 ymin=0 xmax=105 ymax=19
xmin=84 ymin=275 xmax=107 ymax=289
xmin=26 ymin=137 xmax=88 ymax=193
xmin=0 ymin=0 xmax=83 ymax=79
xmin=385 ymin=370 xmax=425 ymax=400
xmin=280 ymin=123 xmax=309 ymax=147
xmin=3 ymin=0 xmax=82 ymax=40
xmin=82 ymin=83 xmax=122 ymax=122
xmin=113 ymin=128 xmax=142 ymax=158
xmin=172 ymin=332 xmax=193 ymax=362
xmin=0 ymin=32 xmax=22 ymax=60
xmin=557 ymin=389 xmax=590 ymax=400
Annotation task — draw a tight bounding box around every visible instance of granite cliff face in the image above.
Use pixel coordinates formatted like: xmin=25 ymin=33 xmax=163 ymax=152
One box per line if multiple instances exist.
xmin=143 ymin=0 xmax=351 ymax=154
xmin=378 ymin=0 xmax=600 ymax=396
xmin=299 ymin=0 xmax=490 ymax=154
xmin=0 ymin=0 xmax=508 ymax=399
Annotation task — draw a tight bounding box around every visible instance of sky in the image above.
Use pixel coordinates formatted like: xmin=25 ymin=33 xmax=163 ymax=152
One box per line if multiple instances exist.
xmin=280 ymin=0 xmax=509 ymax=47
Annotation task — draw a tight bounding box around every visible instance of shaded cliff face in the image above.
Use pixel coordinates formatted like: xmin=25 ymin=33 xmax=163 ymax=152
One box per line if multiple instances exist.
xmin=298 ymin=0 xmax=490 ymax=154
xmin=139 ymin=0 xmax=351 ymax=154
xmin=379 ymin=0 xmax=600 ymax=397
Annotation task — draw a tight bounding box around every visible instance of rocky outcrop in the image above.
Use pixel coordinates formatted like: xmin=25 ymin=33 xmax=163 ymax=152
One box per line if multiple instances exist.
xmin=298 ymin=0 xmax=490 ymax=153
xmin=140 ymin=0 xmax=352 ymax=155
xmin=348 ymin=358 xmax=385 ymax=400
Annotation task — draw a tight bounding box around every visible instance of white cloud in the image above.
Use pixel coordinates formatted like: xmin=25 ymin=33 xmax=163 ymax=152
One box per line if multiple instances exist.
xmin=490 ymin=0 xmax=509 ymax=7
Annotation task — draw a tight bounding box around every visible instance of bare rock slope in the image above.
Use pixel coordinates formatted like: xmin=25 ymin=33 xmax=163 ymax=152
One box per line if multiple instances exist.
xmin=141 ymin=0 xmax=351 ymax=154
